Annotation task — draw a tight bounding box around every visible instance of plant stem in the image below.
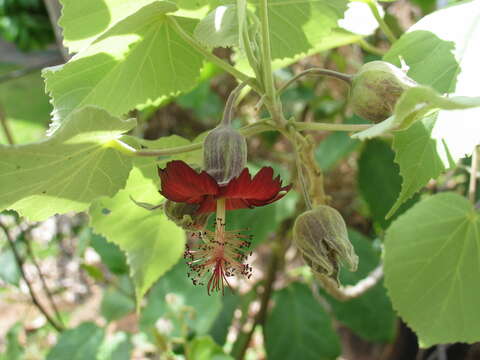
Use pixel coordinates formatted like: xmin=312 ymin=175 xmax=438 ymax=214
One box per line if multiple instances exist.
xmin=468 ymin=146 xmax=478 ymax=204
xmin=295 ymin=122 xmax=371 ymax=132
xmin=258 ymin=0 xmax=277 ymax=107
xmin=367 ymin=0 xmax=397 ymax=43
xmin=0 ymin=105 xmax=14 ymax=145
xmin=222 ymin=82 xmax=248 ymax=126
xmin=167 ymin=16 xmax=261 ymax=94
xmin=357 ymin=38 xmax=386 ymax=56
xmin=277 ymin=68 xmax=352 ymax=96
xmin=316 ymin=265 xmax=384 ymax=301
xmin=109 ymin=121 xmax=370 ymax=157
xmin=290 ymin=126 xmax=313 ymax=210
xmin=0 ymin=222 xmax=64 ymax=332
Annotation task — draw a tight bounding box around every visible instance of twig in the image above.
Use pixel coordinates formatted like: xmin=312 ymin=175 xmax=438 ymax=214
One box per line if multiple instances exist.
xmin=0 ymin=60 xmax=61 ymax=84
xmin=24 ymin=231 xmax=64 ymax=327
xmin=0 ymin=222 xmax=64 ymax=332
xmin=316 ymin=265 xmax=384 ymax=301
xmin=366 ymin=0 xmax=397 ymax=43
xmin=0 ymin=105 xmax=14 ymax=145
xmin=233 ymin=217 xmax=294 ymax=360
xmin=468 ymin=146 xmax=478 ymax=204
xmin=358 ymin=38 xmax=386 ymax=56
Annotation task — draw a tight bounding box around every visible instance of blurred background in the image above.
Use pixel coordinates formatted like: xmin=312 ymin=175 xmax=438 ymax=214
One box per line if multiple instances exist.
xmin=1 ymin=0 xmax=478 ymax=359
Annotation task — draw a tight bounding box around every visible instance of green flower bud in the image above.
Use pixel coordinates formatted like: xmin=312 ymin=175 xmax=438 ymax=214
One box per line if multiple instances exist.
xmin=203 ymin=124 xmax=247 ymax=185
xmin=350 ymin=61 xmax=417 ymax=123
xmin=164 ymin=200 xmax=210 ymax=230
xmin=293 ymin=205 xmax=358 ymax=286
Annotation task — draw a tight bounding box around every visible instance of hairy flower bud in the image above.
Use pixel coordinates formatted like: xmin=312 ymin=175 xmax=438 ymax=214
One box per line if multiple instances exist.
xmin=164 ymin=200 xmax=210 ymax=230
xmin=293 ymin=205 xmax=358 ymax=286
xmin=203 ymin=125 xmax=247 ymax=185
xmin=350 ymin=61 xmax=417 ymax=123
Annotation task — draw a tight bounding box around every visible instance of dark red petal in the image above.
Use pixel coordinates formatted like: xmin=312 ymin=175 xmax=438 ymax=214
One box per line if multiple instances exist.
xmin=158 ymin=161 xmax=219 ymax=204
xmin=195 ymin=196 xmax=218 ymax=214
xmin=222 ymin=167 xmax=291 ymax=210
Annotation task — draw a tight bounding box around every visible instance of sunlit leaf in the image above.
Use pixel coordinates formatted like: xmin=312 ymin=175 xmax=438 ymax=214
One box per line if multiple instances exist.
xmin=0 ymin=107 xmax=135 ymax=221
xmin=385 ymin=192 xmax=480 ymax=347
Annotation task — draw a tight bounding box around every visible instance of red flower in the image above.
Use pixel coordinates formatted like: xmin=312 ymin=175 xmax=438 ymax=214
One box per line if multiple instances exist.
xmin=158 ymin=160 xmax=291 ymax=214
xmin=158 ymin=160 xmax=291 ymax=295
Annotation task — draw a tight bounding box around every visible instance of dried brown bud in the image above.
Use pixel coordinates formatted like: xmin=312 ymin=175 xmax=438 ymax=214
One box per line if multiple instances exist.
xmin=350 ymin=61 xmax=417 ymax=123
xmin=293 ymin=205 xmax=358 ymax=286
xmin=203 ymin=125 xmax=247 ymax=185
xmin=164 ymin=200 xmax=210 ymax=230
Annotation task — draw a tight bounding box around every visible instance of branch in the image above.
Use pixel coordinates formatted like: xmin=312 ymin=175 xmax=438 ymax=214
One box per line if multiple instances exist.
xmin=0 ymin=105 xmax=14 ymax=145
xmin=316 ymin=265 xmax=384 ymax=301
xmin=24 ymin=230 xmax=64 ymax=327
xmin=468 ymin=146 xmax=478 ymax=204
xmin=0 ymin=59 xmax=62 ymax=84
xmin=0 ymin=222 xmax=64 ymax=332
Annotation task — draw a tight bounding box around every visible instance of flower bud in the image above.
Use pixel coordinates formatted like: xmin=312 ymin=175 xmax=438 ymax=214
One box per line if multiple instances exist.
xmin=203 ymin=125 xmax=247 ymax=185
xmin=350 ymin=61 xmax=417 ymax=123
xmin=293 ymin=205 xmax=358 ymax=286
xmin=164 ymin=200 xmax=210 ymax=230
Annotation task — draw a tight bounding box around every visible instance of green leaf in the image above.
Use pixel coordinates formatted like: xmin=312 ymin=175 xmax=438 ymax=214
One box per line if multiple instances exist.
xmin=0 ymin=71 xmax=51 ymax=144
xmin=316 ymin=131 xmax=359 ymax=172
xmin=387 ymin=116 xmax=445 ymax=218
xmin=46 ymin=322 xmax=105 ymax=360
xmin=209 ymin=291 xmax=239 ymax=346
xmin=187 ymin=336 xmax=234 ymax=360
xmin=0 ymin=247 xmax=21 ymax=286
xmin=1 ymin=323 xmax=23 ymax=360
xmin=90 ymin=232 xmax=129 ymax=275
xmin=358 ymin=139 xmax=418 ymax=229
xmin=265 ymin=282 xmax=341 ymax=360
xmin=58 ymin=0 xmax=178 ymax=53
xmin=384 ymin=0 xmax=480 ymax=161
xmin=140 ymin=261 xmax=222 ymax=337
xmin=352 ymin=86 xmax=480 ymax=141
xmin=252 ymin=0 xmax=348 ymax=60
xmin=322 ymin=230 xmax=396 ymax=342
xmin=44 ymin=3 xmax=204 ymax=129
xmin=384 ymin=192 xmax=480 ymax=347
xmin=235 ymin=28 xmax=362 ymax=76
xmin=89 ymin=166 xmax=186 ymax=306
xmin=97 ymin=332 xmax=133 ymax=360
xmin=101 ymin=285 xmax=135 ymax=322
xmin=194 ymin=5 xmax=239 ymax=47
xmin=0 ymin=107 xmax=135 ymax=221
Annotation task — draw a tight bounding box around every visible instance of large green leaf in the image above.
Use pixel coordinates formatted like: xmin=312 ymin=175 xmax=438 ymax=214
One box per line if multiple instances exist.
xmin=187 ymin=336 xmax=234 ymax=360
xmin=358 ymin=139 xmax=418 ymax=229
xmin=384 ymin=192 xmax=480 ymax=347
xmin=44 ymin=3 xmax=204 ymax=130
xmin=387 ymin=116 xmax=445 ymax=217
xmin=97 ymin=332 xmax=133 ymax=360
xmin=89 ymin=166 xmax=185 ymax=305
xmin=0 ymin=323 xmax=23 ymax=360
xmin=322 ymin=230 xmax=396 ymax=342
xmin=252 ymin=0 xmax=348 ymax=60
xmin=235 ymin=28 xmax=362 ymax=76
xmin=0 ymin=107 xmax=135 ymax=221
xmin=59 ymin=0 xmax=213 ymax=53
xmin=194 ymin=5 xmax=239 ymax=47
xmin=140 ymin=261 xmax=222 ymax=337
xmin=0 ymin=70 xmax=51 ymax=144
xmin=47 ymin=323 xmax=105 ymax=360
xmin=265 ymin=282 xmax=341 ymax=360
xmin=384 ymin=0 xmax=480 ymax=161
